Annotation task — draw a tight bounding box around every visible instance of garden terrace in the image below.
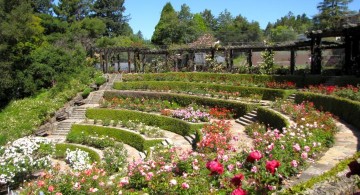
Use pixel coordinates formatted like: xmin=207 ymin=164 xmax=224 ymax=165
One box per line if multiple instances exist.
xmin=121 ymin=72 xmax=334 ymax=88
xmin=113 ymin=81 xmax=294 ymax=101
xmin=67 ymin=124 xmax=163 ymax=152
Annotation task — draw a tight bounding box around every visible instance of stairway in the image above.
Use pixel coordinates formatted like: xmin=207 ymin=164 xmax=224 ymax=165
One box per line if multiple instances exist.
xmin=235 ymin=110 xmax=258 ymax=126
xmin=52 ymin=121 xmax=73 ymax=136
xmin=87 ymin=91 xmax=104 ymax=104
xmin=286 ymin=94 xmax=296 ymax=102
xmin=69 ymin=107 xmax=86 ymax=120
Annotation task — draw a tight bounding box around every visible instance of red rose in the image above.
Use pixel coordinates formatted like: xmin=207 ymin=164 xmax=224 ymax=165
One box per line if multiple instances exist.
xmin=231 ymin=188 xmax=247 ymax=195
xmin=206 ymin=159 xmax=224 ymax=175
xmin=246 ymin=150 xmax=262 ymax=163
xmin=266 ymin=160 xmax=281 ymax=174
xmin=230 ymin=173 xmax=245 ymax=187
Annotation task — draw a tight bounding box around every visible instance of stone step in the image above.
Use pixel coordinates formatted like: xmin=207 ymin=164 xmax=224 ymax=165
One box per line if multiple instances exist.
xmin=238 ymin=116 xmax=254 ymax=124
xmin=247 ymin=112 xmax=257 ymax=118
xmin=235 ymin=119 xmax=250 ymax=126
xmin=250 ymin=110 xmax=257 ymax=115
xmin=243 ymin=115 xmax=257 ymax=121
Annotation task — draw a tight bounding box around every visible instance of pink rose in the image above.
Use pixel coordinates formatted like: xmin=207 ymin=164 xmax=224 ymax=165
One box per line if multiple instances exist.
xmin=290 ymin=160 xmax=298 ymax=168
xmin=293 ymin=143 xmax=301 ymax=152
xmin=37 ymin=180 xmax=45 ymax=187
xmin=206 ymin=159 xmax=224 ymax=175
xmin=266 ymin=160 xmax=281 ymax=174
xmin=304 ymin=146 xmax=310 ymax=152
xmin=301 ymin=152 xmax=308 ymax=159
xmin=48 ymin=185 xmax=54 ymax=192
xmin=181 ymin=182 xmax=189 ymax=189
xmin=246 ymin=150 xmax=262 ymax=163
xmin=231 ymin=188 xmax=247 ymax=195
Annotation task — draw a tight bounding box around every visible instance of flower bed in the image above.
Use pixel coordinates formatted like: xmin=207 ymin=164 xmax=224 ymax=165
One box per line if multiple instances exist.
xmin=171 ymin=107 xmax=210 ymax=123
xmin=306 ymin=84 xmax=360 ymax=101
xmin=295 ymin=92 xmax=360 ymax=130
xmin=86 ymin=108 xmax=204 ymax=136
xmin=104 ymin=90 xmax=255 ymax=117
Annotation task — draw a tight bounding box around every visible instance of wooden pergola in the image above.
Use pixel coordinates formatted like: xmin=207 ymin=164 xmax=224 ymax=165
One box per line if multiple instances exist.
xmin=92 ymin=24 xmax=359 ymax=75
xmin=307 ymin=24 xmax=360 ymax=74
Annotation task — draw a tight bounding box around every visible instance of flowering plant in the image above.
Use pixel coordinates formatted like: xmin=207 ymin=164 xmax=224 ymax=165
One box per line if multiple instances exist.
xmin=65 ymin=148 xmax=92 ymax=171
xmin=172 ymin=107 xmax=210 ymax=123
xmin=0 ymin=137 xmax=53 ymax=185
xmin=209 ymin=107 xmax=233 ymax=119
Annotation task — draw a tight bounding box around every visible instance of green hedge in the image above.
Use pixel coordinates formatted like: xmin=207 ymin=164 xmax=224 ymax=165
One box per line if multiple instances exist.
xmin=68 ymin=124 xmax=163 ymax=152
xmin=257 ymin=107 xmax=290 ymax=130
xmin=122 ymin=72 xmax=329 ymax=87
xmin=295 ymin=92 xmax=360 ymax=130
xmin=86 ymin=108 xmax=203 ymax=136
xmin=104 ymin=91 xmax=256 ymax=117
xmin=113 ymin=81 xmax=293 ymax=101
xmin=55 ymin=143 xmax=101 ymax=163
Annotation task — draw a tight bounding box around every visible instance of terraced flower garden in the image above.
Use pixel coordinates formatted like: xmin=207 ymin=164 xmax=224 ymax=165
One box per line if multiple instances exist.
xmin=1 ymin=73 xmax=360 ymax=194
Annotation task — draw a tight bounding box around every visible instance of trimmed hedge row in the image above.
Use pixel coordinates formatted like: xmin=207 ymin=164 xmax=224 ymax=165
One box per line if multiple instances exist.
xmin=257 ymin=107 xmax=290 ymax=130
xmin=295 ymin=92 xmax=360 ymax=130
xmin=104 ymin=90 xmax=256 ymax=117
xmin=68 ymin=124 xmax=163 ymax=152
xmin=122 ymin=72 xmax=330 ymax=87
xmin=113 ymin=81 xmax=294 ymax=101
xmin=86 ymin=108 xmax=204 ymax=136
xmin=55 ymin=143 xmax=101 ymax=163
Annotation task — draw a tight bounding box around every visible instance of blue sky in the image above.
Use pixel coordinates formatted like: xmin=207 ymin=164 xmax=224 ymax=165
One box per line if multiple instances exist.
xmin=124 ymin=0 xmax=359 ymax=39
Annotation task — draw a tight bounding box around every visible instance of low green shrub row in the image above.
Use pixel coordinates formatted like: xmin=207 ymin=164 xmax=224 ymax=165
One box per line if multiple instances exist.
xmin=104 ymin=91 xmax=256 ymax=117
xmin=122 ymin=72 xmax=329 ymax=87
xmin=257 ymin=107 xmax=290 ymax=130
xmin=295 ymin=92 xmax=360 ymax=130
xmin=113 ymin=81 xmax=293 ymax=101
xmin=95 ymin=76 xmax=107 ymax=86
xmin=86 ymin=108 xmax=203 ymax=136
xmin=68 ymin=124 xmax=163 ymax=152
xmin=54 ymin=143 xmax=101 ymax=163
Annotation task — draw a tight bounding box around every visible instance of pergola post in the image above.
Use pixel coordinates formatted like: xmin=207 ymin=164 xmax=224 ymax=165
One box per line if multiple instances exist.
xmin=344 ymin=34 xmax=352 ymax=75
xmin=229 ymin=49 xmax=234 ymax=70
xmin=310 ymin=36 xmax=322 ymax=74
xmin=290 ymin=48 xmax=296 ymax=75
xmin=247 ymin=49 xmax=253 ymax=68
xmin=127 ymin=51 xmax=131 ymax=73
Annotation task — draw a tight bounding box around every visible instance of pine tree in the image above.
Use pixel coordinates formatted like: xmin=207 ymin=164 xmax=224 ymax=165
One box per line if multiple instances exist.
xmin=314 ymin=0 xmax=354 ymax=29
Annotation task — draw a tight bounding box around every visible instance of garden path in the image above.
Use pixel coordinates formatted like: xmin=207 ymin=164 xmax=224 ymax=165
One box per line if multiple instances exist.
xmin=228 ymin=120 xmax=253 ymax=151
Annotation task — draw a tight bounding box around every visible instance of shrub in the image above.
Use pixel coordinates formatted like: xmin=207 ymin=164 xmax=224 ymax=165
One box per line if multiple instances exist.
xmin=81 ymin=87 xmax=92 ymax=98
xmin=86 ymin=108 xmax=204 ymax=136
xmin=95 ymin=76 xmax=107 ymax=86
xmin=103 ymin=91 xmax=256 ymax=117
xmin=67 ymin=124 xmax=163 ymax=151
xmin=122 ymin=72 xmax=330 ymax=87
xmin=257 ymin=107 xmax=290 ymax=130
xmin=113 ymin=81 xmax=292 ymax=101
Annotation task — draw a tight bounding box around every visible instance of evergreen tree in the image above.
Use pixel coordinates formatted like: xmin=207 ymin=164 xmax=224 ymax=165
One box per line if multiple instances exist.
xmin=54 ymin=0 xmax=94 ymax=22
xmin=93 ymin=0 xmax=130 ymax=36
xmin=151 ymin=2 xmax=181 ymax=45
xmin=201 ymin=9 xmax=217 ymax=32
xmin=314 ymin=0 xmax=354 ymax=29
